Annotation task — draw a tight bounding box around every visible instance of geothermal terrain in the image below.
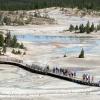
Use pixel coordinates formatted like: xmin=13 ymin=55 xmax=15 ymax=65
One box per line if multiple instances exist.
xmin=0 ymin=7 xmax=100 ymax=100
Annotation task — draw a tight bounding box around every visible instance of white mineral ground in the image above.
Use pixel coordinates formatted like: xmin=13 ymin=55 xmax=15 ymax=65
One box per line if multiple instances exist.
xmin=0 ymin=7 xmax=100 ymax=100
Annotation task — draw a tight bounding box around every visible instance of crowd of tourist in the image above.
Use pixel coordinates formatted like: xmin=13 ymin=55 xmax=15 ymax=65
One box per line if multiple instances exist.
xmin=28 ymin=64 xmax=96 ymax=84
xmin=52 ymin=67 xmax=95 ymax=84
xmin=52 ymin=67 xmax=76 ymax=78
xmin=82 ymin=74 xmax=94 ymax=83
xmin=1 ymin=57 xmax=99 ymax=86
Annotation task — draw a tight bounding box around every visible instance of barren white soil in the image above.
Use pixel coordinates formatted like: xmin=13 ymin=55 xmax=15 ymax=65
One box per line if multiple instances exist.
xmin=0 ymin=7 xmax=100 ymax=100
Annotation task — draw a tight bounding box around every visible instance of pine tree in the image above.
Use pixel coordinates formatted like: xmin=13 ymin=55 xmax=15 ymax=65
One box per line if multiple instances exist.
xmin=19 ymin=43 xmax=24 ymax=49
xmin=75 ymin=25 xmax=78 ymax=33
xmin=12 ymin=49 xmax=15 ymax=54
xmin=11 ymin=35 xmax=17 ymax=48
xmin=79 ymin=24 xmax=85 ymax=33
xmin=86 ymin=21 xmax=90 ymax=34
xmin=17 ymin=50 xmax=21 ymax=54
xmin=97 ymin=24 xmax=100 ymax=31
xmin=64 ymin=53 xmax=67 ymax=57
xmin=2 ymin=45 xmax=7 ymax=53
xmin=5 ymin=31 xmax=11 ymax=47
xmin=78 ymin=48 xmax=84 ymax=58
xmin=90 ymin=23 xmax=95 ymax=32
xmin=69 ymin=24 xmax=74 ymax=32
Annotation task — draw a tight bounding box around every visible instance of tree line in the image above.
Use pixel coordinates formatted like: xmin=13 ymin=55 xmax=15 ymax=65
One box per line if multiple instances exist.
xmin=4 ymin=31 xmax=25 ymax=49
xmin=0 ymin=31 xmax=25 ymax=54
xmin=0 ymin=0 xmax=100 ymax=10
xmin=69 ymin=21 xmax=100 ymax=34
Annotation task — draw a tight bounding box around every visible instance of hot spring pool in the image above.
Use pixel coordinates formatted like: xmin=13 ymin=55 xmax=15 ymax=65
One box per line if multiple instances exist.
xmin=14 ymin=34 xmax=100 ymax=54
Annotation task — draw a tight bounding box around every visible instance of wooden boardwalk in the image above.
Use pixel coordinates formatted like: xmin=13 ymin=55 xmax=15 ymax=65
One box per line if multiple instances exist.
xmin=0 ymin=57 xmax=100 ymax=87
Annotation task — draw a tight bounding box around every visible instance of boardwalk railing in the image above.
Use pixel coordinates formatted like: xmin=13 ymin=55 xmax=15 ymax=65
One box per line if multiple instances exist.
xmin=0 ymin=57 xmax=100 ymax=87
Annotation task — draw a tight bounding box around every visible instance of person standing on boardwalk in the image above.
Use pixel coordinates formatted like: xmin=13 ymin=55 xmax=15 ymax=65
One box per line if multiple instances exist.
xmin=91 ymin=76 xmax=94 ymax=83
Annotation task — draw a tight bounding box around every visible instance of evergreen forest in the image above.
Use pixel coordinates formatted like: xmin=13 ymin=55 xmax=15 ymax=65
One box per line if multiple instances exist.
xmin=0 ymin=0 xmax=100 ymax=10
